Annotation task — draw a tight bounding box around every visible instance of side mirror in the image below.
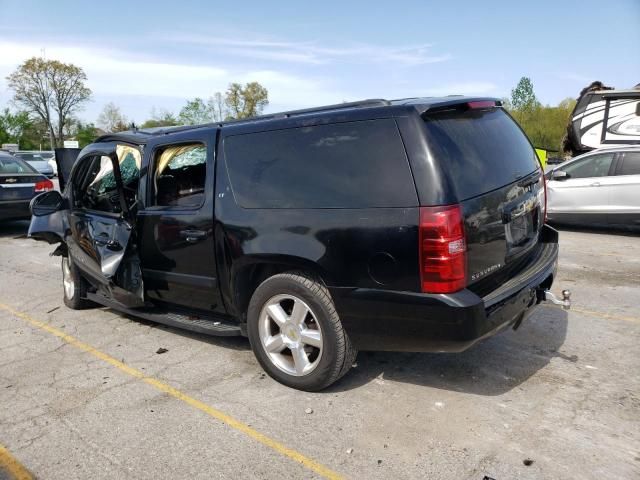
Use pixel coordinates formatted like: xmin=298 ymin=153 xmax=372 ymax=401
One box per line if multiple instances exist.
xmin=636 ymin=102 xmax=640 ymax=116
xmin=551 ymin=170 xmax=570 ymax=181
xmin=30 ymin=191 xmax=65 ymax=217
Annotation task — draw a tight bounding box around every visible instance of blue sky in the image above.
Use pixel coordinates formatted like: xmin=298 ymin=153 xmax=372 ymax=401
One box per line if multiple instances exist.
xmin=1 ymin=0 xmax=639 ymax=124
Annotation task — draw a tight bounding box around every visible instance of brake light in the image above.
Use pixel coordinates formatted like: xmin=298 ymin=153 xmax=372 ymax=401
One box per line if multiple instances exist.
xmin=466 ymin=100 xmax=496 ymax=110
xmin=34 ymin=179 xmax=54 ymax=192
xmin=419 ymin=205 xmax=467 ymax=293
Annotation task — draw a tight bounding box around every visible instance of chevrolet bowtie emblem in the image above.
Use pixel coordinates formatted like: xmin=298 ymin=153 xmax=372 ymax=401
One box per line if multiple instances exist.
xmin=5 ymin=178 xmax=17 ymax=183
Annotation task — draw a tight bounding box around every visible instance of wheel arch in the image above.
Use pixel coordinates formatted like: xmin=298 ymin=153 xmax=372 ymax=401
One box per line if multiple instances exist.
xmin=228 ymin=255 xmax=329 ymax=321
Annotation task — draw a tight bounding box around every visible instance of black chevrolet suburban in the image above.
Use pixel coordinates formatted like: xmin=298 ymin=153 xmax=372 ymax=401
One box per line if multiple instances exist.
xmin=29 ymin=97 xmax=570 ymax=391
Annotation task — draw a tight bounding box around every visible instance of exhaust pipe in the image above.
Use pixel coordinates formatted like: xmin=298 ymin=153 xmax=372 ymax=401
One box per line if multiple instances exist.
xmin=542 ymin=289 xmax=571 ymax=310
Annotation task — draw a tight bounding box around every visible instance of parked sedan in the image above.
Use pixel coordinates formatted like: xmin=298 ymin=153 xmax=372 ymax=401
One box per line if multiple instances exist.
xmin=35 ymin=151 xmax=58 ymax=177
xmin=14 ymin=152 xmax=55 ymax=178
xmin=546 ymin=146 xmax=640 ymax=227
xmin=0 ymin=153 xmax=54 ymax=221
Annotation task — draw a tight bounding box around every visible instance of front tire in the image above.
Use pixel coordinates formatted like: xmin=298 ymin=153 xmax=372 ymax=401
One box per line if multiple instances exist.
xmin=62 ymin=256 xmax=94 ymax=310
xmin=247 ymin=272 xmax=357 ymax=391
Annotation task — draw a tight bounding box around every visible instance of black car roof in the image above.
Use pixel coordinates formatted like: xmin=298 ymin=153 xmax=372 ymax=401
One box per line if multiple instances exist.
xmin=96 ymin=96 xmax=499 ymax=145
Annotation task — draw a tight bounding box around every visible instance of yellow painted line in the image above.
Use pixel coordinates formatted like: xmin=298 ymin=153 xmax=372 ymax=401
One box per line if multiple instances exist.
xmin=542 ymin=304 xmax=639 ymax=323
xmin=562 ymin=250 xmax=631 ymax=259
xmin=0 ymin=302 xmax=343 ymax=480
xmin=571 ymin=307 xmax=640 ymax=324
xmin=0 ymin=444 xmax=33 ymax=480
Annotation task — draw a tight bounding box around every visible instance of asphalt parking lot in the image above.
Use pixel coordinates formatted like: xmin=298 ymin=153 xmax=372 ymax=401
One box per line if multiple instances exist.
xmin=0 ymin=220 xmax=638 ymax=480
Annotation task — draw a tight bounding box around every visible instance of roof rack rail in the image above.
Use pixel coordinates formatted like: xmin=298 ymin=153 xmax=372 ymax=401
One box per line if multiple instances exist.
xmin=99 ymin=99 xmax=392 ymax=140
xmin=220 ymin=98 xmax=390 ymax=127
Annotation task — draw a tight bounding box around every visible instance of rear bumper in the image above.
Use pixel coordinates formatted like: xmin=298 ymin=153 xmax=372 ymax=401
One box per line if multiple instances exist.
xmin=332 ymin=225 xmax=559 ymax=352
xmin=0 ymin=200 xmax=32 ymax=221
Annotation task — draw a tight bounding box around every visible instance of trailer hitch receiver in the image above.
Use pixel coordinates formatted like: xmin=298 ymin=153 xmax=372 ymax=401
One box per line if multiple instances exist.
xmin=542 ymin=289 xmax=571 ymax=310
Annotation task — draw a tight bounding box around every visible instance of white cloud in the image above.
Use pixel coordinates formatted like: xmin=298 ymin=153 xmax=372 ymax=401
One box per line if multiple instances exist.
xmin=170 ymin=35 xmax=451 ymax=66
xmin=0 ymin=40 xmax=350 ymax=120
xmin=419 ymin=82 xmax=498 ymax=96
xmin=0 ymin=35 xmax=454 ymax=122
xmin=0 ymin=41 xmax=228 ymax=98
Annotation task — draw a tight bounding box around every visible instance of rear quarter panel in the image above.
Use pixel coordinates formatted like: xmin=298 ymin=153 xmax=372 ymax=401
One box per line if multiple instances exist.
xmin=214 ymin=144 xmax=421 ymax=314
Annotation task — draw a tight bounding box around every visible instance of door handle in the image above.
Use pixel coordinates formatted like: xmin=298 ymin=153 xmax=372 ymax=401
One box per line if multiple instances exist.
xmin=590 ymin=182 xmax=601 ymax=187
xmin=179 ymin=229 xmax=207 ymax=243
xmin=94 ymin=232 xmax=122 ymax=250
xmin=95 ymin=238 xmax=122 ymax=250
xmin=94 ymin=232 xmax=110 ymax=246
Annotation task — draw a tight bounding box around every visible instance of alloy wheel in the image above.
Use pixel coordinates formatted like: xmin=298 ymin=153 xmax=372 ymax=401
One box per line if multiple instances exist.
xmin=258 ymin=294 xmax=323 ymax=376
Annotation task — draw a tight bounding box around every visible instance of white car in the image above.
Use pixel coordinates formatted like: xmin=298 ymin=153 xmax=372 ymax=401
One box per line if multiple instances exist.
xmin=546 ymin=146 xmax=640 ymax=227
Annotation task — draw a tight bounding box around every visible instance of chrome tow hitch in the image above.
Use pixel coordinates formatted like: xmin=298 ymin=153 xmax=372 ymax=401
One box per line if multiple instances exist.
xmin=543 ymin=289 xmax=572 ymax=310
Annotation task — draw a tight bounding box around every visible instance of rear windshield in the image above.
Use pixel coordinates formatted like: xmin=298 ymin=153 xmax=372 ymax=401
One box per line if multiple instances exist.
xmin=423 ymin=108 xmax=539 ymax=200
xmin=16 ymin=153 xmax=44 ymax=162
xmin=0 ymin=156 xmax=37 ymax=174
xmin=224 ymin=119 xmax=417 ymax=209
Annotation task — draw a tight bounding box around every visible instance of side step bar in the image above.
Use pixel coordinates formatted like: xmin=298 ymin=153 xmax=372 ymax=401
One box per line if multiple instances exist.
xmin=86 ymin=293 xmax=243 ymax=337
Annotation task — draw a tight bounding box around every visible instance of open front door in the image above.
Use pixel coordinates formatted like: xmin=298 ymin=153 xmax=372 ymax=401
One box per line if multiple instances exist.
xmin=31 ymin=142 xmax=145 ymax=308
xmin=54 ymin=147 xmax=82 ymax=191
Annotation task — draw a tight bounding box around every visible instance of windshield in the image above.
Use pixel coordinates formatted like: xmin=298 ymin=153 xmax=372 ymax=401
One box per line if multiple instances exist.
xmin=0 ymin=156 xmax=38 ymax=174
xmin=423 ymin=108 xmax=540 ymax=201
xmin=88 ymin=145 xmax=141 ymax=194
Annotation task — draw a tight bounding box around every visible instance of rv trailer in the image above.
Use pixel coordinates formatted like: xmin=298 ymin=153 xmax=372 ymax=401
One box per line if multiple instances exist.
xmin=564 ymin=84 xmax=640 ymax=156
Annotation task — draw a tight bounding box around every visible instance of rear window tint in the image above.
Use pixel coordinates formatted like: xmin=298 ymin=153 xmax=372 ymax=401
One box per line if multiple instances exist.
xmin=0 ymin=156 xmax=36 ymax=174
xmin=224 ymin=119 xmax=417 ymax=208
xmin=423 ymin=108 xmax=539 ymax=200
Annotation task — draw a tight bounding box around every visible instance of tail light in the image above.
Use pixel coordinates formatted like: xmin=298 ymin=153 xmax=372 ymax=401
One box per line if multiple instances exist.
xmin=34 ymin=179 xmax=54 ymax=192
xmin=419 ymin=205 xmax=467 ymax=293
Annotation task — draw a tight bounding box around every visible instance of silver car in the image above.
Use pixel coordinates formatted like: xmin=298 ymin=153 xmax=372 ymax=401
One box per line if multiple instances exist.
xmin=14 ymin=152 xmax=55 ymax=178
xmin=546 ymin=146 xmax=640 ymax=227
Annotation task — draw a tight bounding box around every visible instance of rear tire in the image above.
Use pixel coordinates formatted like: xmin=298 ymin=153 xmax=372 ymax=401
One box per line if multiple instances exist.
xmin=62 ymin=256 xmax=94 ymax=310
xmin=247 ymin=272 xmax=357 ymax=391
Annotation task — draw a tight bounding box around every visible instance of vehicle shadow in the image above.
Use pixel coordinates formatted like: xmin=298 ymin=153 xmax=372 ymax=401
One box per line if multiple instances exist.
xmin=330 ymin=306 xmax=569 ymax=396
xmin=0 ymin=219 xmax=30 ymax=239
xmin=550 ymin=222 xmax=640 ymax=237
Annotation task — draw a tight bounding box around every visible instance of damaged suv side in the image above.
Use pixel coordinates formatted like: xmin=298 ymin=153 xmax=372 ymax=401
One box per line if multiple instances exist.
xmin=29 ymin=97 xmax=570 ymax=391
xmin=35 ymin=143 xmax=144 ymax=309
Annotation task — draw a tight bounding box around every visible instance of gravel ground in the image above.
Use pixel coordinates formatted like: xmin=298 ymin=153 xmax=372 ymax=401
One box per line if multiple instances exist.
xmin=0 ymin=219 xmax=638 ymax=480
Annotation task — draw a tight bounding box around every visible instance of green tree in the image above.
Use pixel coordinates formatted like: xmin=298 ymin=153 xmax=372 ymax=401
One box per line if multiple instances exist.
xmin=178 ymin=93 xmax=229 ymax=125
xmin=21 ymin=118 xmax=49 ymax=150
xmin=140 ymin=108 xmax=178 ymax=129
xmin=0 ymin=108 xmax=32 ymax=146
xmin=224 ymin=82 xmax=268 ymax=119
xmin=97 ymin=102 xmax=129 ymax=133
xmin=178 ymin=98 xmax=217 ymax=125
xmin=507 ymin=93 xmax=576 ymax=152
xmin=0 ymin=108 xmax=49 ymax=150
xmin=510 ymin=77 xmax=539 ymax=112
xmin=6 ymin=57 xmax=91 ymax=148
xmin=72 ymin=122 xmax=98 ymax=148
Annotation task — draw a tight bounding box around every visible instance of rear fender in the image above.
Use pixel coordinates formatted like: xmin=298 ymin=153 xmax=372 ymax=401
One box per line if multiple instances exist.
xmin=227 ymin=254 xmax=329 ymax=318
